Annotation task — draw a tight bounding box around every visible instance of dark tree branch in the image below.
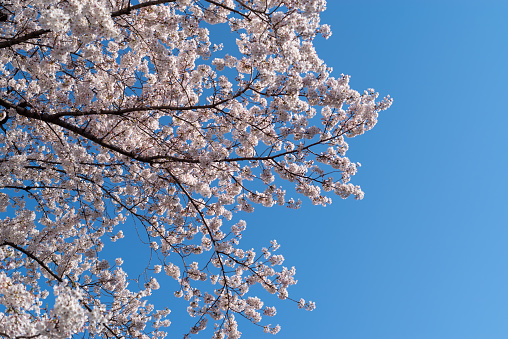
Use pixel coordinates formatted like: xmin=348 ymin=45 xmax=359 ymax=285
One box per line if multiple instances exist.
xmin=1 ymin=241 xmax=63 ymax=282
xmin=48 ymin=85 xmax=249 ymax=119
xmin=112 ymin=0 xmax=177 ymax=17
xmin=0 ymin=29 xmax=50 ymax=49
xmin=0 ymin=97 xmax=360 ymax=167
xmin=0 ymin=0 xmax=178 ymax=50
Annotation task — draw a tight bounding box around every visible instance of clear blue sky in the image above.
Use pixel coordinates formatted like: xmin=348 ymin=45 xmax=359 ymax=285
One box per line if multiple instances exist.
xmin=231 ymin=1 xmax=508 ymax=338
xmin=113 ymin=1 xmax=508 ymax=338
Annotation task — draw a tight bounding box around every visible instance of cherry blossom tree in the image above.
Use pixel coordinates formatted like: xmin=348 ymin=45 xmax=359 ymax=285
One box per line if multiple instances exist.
xmin=0 ymin=0 xmax=392 ymax=338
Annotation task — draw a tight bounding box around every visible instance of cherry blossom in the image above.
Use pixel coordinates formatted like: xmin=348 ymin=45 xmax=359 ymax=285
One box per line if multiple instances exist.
xmin=0 ymin=0 xmax=391 ymax=338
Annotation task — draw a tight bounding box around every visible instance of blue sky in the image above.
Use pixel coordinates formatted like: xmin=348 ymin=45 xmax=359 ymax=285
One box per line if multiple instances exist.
xmin=229 ymin=1 xmax=508 ymax=338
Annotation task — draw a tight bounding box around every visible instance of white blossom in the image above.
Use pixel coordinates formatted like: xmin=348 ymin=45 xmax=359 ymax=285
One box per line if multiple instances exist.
xmin=0 ymin=0 xmax=391 ymax=338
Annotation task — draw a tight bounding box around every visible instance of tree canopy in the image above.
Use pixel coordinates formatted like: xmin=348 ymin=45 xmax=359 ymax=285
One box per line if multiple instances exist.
xmin=0 ymin=0 xmax=391 ymax=338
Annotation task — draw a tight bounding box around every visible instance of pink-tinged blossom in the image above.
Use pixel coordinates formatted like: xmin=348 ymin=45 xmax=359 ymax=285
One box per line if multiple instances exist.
xmin=0 ymin=0 xmax=391 ymax=337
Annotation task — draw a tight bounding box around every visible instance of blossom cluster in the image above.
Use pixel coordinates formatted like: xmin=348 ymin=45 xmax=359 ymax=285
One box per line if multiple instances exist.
xmin=0 ymin=0 xmax=391 ymax=338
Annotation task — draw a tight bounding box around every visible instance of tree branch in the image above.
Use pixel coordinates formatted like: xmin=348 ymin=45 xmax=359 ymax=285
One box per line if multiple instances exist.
xmin=111 ymin=0 xmax=177 ymax=18
xmin=1 ymin=241 xmax=63 ymax=282
xmin=49 ymin=85 xmax=250 ymax=119
xmin=0 ymin=29 xmax=50 ymax=49
xmin=0 ymin=0 xmax=178 ymax=50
